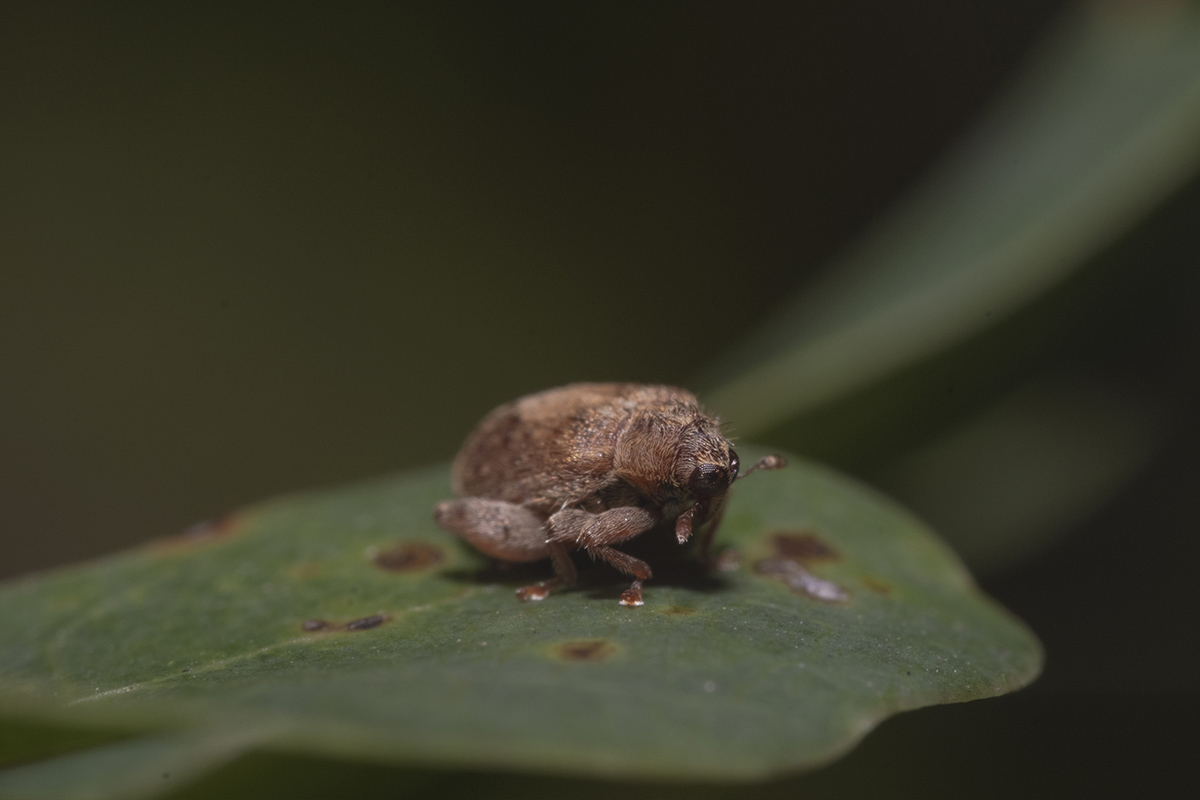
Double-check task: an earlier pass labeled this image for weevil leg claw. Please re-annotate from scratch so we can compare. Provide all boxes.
[517,582,553,601]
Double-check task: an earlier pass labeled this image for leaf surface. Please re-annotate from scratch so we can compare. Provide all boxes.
[0,451,1040,794]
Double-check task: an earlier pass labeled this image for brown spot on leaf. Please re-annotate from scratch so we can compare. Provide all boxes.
[754,558,849,604]
[662,605,697,616]
[861,576,891,595]
[288,562,324,581]
[769,531,840,563]
[302,614,390,633]
[552,639,617,662]
[148,514,243,554]
[373,542,445,573]
[344,613,389,631]
[714,548,741,573]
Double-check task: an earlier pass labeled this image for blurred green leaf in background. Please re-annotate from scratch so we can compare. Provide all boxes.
[702,1,1200,573]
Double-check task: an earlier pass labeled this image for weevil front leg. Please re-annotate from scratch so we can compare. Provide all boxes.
[433,498,576,601]
[695,495,728,566]
[696,453,788,565]
[548,506,658,606]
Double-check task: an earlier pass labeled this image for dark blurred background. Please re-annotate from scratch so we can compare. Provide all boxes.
[3,2,1197,797]
[0,1,1063,575]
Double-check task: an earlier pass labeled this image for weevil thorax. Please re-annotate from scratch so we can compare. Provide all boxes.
[611,402,737,507]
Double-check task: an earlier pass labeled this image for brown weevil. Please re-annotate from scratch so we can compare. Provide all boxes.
[433,383,786,606]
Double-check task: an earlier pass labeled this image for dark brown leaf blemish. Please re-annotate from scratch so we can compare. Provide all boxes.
[344,613,389,631]
[551,639,617,662]
[373,542,445,573]
[302,614,390,633]
[755,529,849,603]
[769,531,840,563]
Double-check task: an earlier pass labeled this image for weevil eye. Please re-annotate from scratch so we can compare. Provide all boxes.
[729,449,740,480]
[688,462,732,496]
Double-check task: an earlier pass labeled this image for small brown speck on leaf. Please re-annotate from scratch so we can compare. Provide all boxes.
[302,615,391,633]
[769,531,840,563]
[288,562,324,581]
[861,576,891,595]
[714,548,741,572]
[344,613,389,631]
[662,605,697,617]
[552,639,617,662]
[148,514,243,554]
[373,542,445,573]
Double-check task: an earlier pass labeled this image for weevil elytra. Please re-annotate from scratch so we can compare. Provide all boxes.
[433,383,785,606]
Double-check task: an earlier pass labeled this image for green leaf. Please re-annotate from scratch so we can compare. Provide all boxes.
[0,451,1040,796]
[870,376,1162,573]
[701,4,1200,434]
[0,729,260,800]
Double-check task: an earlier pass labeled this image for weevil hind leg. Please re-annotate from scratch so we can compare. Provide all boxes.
[433,498,549,563]
[434,498,582,602]
[517,542,579,601]
[547,541,578,584]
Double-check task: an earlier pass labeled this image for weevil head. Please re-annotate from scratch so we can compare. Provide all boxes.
[612,405,738,503]
[676,418,739,498]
